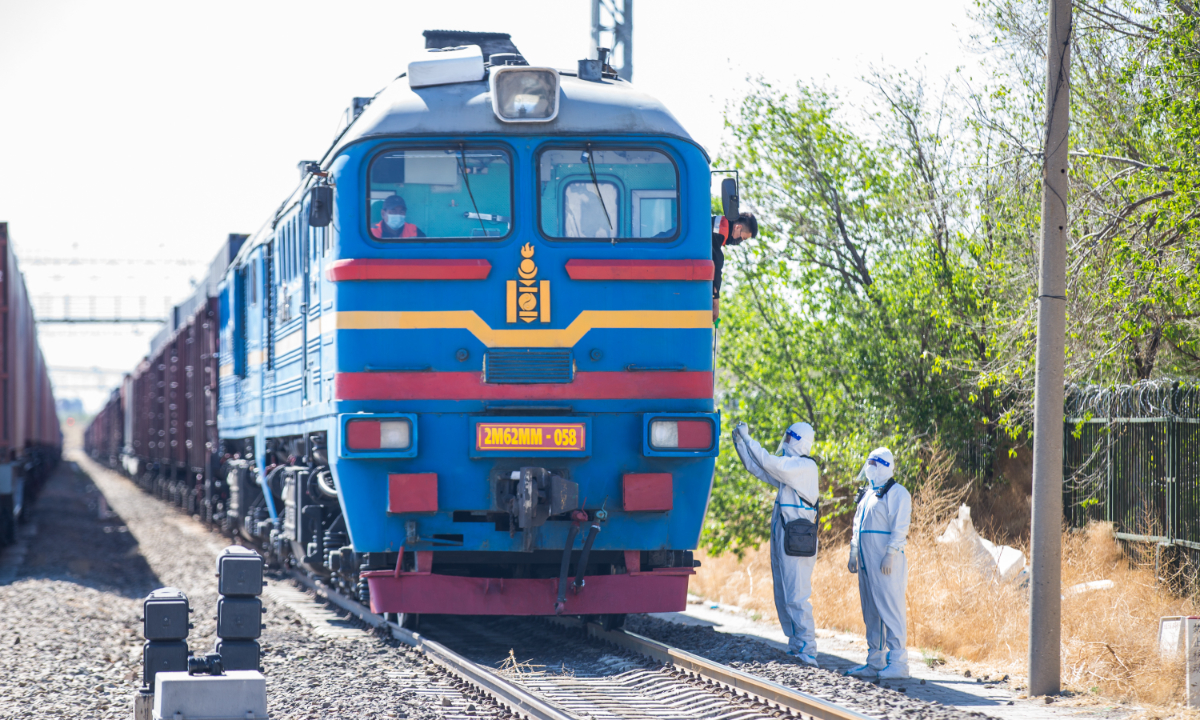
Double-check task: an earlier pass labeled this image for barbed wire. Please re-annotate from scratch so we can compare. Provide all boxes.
[1065,379,1200,419]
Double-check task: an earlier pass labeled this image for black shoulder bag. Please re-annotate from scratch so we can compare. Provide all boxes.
[783,455,820,557]
[783,500,820,557]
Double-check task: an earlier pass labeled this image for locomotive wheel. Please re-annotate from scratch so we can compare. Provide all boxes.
[600,613,626,631]
[384,612,419,630]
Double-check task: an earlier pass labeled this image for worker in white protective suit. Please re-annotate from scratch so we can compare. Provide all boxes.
[845,447,912,680]
[731,421,820,666]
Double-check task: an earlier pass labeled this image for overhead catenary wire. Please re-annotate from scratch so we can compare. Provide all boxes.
[20,257,207,267]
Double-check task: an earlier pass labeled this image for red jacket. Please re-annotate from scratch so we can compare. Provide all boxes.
[712,215,743,299]
[713,215,731,245]
[371,221,422,239]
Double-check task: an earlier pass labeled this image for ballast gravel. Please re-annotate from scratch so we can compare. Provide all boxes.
[626,614,1000,720]
[0,453,509,720]
[3,449,1011,720]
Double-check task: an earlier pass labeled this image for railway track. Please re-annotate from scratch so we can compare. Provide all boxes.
[290,570,876,720]
[45,451,986,720]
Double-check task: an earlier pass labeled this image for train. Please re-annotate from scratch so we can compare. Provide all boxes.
[86,30,733,628]
[0,223,63,546]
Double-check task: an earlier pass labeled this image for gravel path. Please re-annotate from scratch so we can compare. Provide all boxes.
[626,614,1000,720]
[0,459,151,718]
[0,454,511,720]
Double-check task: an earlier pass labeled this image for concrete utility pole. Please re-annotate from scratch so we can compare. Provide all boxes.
[589,0,633,81]
[1029,0,1072,698]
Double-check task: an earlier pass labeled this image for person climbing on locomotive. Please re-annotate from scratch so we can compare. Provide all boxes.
[711,212,757,322]
[371,195,426,239]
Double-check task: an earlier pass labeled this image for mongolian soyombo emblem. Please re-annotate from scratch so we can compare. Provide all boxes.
[506,243,549,323]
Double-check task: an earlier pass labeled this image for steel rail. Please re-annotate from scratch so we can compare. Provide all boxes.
[290,569,874,720]
[552,617,877,720]
[289,571,575,720]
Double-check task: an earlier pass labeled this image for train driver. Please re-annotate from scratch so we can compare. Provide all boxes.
[711,212,757,322]
[372,195,427,239]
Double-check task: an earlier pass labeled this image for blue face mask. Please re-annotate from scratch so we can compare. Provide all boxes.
[385,214,405,229]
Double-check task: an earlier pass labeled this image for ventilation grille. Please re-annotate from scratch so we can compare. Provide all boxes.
[485,349,573,384]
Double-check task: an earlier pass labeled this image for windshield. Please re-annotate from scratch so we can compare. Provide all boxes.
[539,147,678,240]
[368,147,512,241]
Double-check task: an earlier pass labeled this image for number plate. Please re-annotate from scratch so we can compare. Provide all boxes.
[475,422,586,452]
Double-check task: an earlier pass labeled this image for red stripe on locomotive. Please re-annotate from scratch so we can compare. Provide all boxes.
[333,370,714,401]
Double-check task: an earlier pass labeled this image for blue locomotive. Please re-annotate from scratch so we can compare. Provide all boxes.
[89,31,735,627]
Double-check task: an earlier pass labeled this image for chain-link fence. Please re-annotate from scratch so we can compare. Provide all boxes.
[1063,382,1200,551]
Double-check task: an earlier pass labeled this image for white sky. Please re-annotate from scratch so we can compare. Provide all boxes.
[0,0,982,412]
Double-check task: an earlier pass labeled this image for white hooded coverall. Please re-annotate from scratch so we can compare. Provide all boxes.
[850,448,912,676]
[732,423,819,663]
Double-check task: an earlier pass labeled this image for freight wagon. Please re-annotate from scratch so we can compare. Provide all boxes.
[1,222,63,545]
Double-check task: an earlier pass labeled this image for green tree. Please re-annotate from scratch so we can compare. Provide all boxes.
[704,0,1200,555]
[707,79,992,553]
[970,0,1200,438]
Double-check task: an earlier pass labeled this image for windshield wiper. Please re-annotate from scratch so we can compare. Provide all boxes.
[585,143,614,235]
[458,143,487,236]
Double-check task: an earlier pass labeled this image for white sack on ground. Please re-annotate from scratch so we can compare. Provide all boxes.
[1065,579,1114,596]
[936,505,1027,583]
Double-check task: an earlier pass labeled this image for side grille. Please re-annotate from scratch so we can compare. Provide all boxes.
[485,349,574,384]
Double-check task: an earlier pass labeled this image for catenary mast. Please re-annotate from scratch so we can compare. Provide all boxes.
[1029,0,1072,697]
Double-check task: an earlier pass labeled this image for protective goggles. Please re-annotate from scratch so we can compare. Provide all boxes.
[868,456,891,467]
[785,428,804,443]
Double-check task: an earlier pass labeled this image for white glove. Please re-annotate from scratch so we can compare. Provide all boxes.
[732,422,749,443]
[847,548,858,574]
[881,549,897,576]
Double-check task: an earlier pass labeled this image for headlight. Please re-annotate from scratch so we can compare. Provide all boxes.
[649,419,713,450]
[490,67,560,123]
[346,419,411,450]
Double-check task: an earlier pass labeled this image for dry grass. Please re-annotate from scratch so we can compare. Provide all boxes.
[692,450,1199,711]
[496,649,548,677]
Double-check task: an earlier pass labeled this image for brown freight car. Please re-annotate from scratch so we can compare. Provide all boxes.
[85,237,239,525]
[0,223,63,545]
[84,385,125,468]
